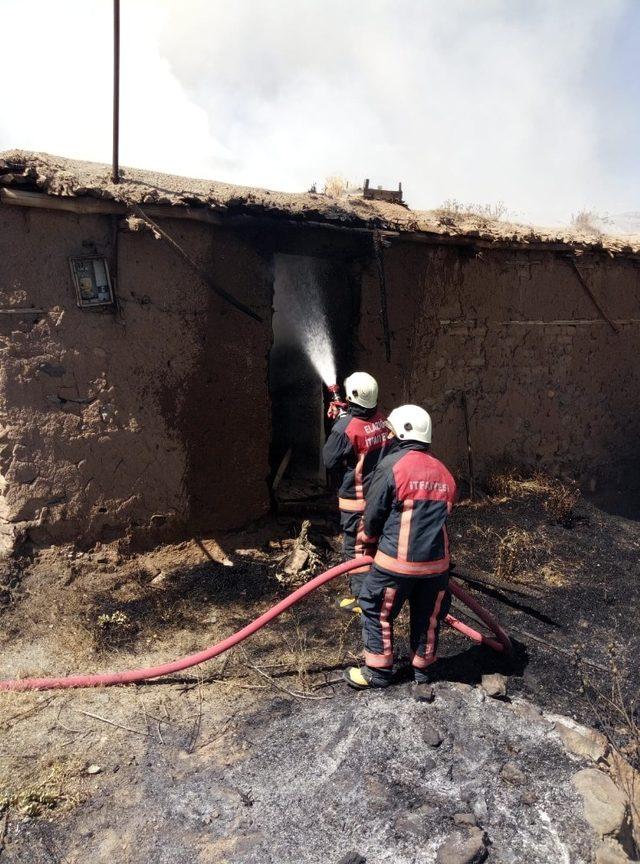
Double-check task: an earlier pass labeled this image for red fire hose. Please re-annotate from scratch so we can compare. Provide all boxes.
[0,558,511,692]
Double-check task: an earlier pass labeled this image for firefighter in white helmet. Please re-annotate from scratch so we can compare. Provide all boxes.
[323,372,392,611]
[344,404,457,692]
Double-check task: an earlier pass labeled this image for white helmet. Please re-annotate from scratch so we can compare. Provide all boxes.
[387,405,432,443]
[344,372,378,409]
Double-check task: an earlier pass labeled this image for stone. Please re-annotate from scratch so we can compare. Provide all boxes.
[471,796,488,824]
[572,768,628,839]
[595,839,632,864]
[86,764,102,775]
[412,682,435,703]
[395,803,438,837]
[337,854,366,864]
[606,751,640,850]
[555,718,608,762]
[421,756,437,773]
[11,463,38,484]
[453,812,477,827]
[510,699,549,726]
[151,572,167,587]
[365,781,388,815]
[452,682,474,694]
[481,673,508,698]
[422,723,444,747]
[436,827,488,864]
[38,362,66,377]
[501,762,526,785]
[521,790,538,806]
[460,783,479,803]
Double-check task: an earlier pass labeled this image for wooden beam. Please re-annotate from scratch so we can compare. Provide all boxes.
[0,187,124,215]
[564,256,620,334]
[0,187,223,225]
[1,186,638,259]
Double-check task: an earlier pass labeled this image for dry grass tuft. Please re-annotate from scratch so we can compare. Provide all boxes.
[495,527,539,583]
[0,765,80,818]
[323,175,350,198]
[484,463,527,498]
[570,210,611,236]
[283,616,314,693]
[483,466,581,528]
[538,563,569,588]
[436,198,508,226]
[541,478,581,527]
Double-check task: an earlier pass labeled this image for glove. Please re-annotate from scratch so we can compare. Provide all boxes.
[362,540,378,559]
[327,400,348,420]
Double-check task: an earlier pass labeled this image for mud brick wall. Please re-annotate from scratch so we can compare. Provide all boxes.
[0,207,272,555]
[357,243,640,489]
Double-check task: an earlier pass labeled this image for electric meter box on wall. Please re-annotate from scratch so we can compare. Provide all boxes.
[69,257,114,308]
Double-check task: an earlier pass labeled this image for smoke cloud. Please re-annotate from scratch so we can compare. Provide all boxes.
[1,0,637,225]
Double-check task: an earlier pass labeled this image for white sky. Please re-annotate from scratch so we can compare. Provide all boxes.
[1,0,638,225]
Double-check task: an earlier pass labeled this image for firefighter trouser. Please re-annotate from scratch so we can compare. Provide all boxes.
[340,508,371,597]
[358,567,451,683]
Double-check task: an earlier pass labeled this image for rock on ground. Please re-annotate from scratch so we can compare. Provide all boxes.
[481,673,508,698]
[572,768,634,855]
[595,839,635,864]
[551,715,609,762]
[436,826,488,864]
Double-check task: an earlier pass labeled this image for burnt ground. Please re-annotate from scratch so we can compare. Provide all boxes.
[0,479,638,862]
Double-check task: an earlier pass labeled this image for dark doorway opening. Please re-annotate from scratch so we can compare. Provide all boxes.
[269,253,359,510]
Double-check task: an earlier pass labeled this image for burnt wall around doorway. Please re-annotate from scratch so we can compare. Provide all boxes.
[0,205,272,555]
[357,242,640,490]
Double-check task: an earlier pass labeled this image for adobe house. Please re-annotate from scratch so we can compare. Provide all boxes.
[1,151,639,556]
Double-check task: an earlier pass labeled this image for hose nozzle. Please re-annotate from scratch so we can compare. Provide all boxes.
[326,383,347,419]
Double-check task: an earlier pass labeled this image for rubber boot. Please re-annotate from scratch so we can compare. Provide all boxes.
[343,666,392,690]
[336,596,362,614]
[411,667,436,702]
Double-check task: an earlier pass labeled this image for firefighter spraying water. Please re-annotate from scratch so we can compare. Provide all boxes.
[323,373,392,610]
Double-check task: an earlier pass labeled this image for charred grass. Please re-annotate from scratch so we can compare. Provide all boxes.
[86,559,284,654]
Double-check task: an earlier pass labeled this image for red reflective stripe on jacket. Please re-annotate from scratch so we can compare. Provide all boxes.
[397,499,414,560]
[364,651,394,669]
[374,550,450,577]
[339,497,366,512]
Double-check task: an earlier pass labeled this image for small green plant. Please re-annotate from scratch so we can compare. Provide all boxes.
[97,611,129,628]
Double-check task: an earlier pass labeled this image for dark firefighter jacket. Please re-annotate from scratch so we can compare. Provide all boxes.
[363,441,457,576]
[322,404,391,512]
